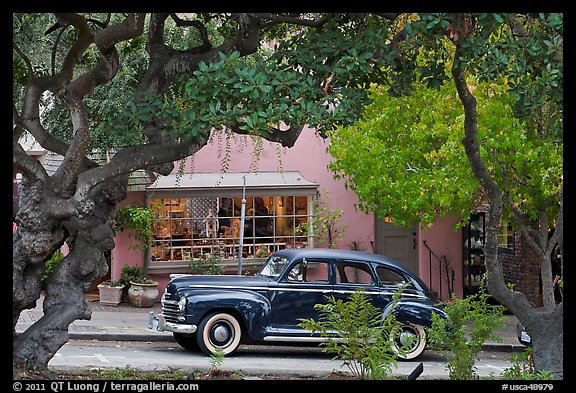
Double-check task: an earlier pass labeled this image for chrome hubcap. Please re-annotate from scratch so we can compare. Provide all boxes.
[212,324,230,344]
[399,330,415,346]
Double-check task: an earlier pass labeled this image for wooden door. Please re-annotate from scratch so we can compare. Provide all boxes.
[374,219,418,275]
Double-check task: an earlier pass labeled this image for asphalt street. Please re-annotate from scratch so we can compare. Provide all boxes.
[16,294,526,379]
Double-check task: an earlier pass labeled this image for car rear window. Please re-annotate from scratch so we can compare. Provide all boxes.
[335,260,375,285]
[375,266,406,285]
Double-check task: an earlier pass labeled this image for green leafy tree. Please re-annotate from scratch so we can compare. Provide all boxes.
[328,13,562,378]
[13,13,405,378]
[329,79,561,230]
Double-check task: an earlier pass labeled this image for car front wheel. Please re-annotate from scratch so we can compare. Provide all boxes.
[196,312,242,356]
[390,323,427,360]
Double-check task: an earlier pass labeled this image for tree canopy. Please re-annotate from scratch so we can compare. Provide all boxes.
[328,79,563,229]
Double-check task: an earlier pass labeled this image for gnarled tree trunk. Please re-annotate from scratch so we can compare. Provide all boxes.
[13,175,127,379]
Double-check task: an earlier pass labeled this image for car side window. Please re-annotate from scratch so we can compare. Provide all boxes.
[375,266,406,286]
[335,260,374,285]
[286,259,329,283]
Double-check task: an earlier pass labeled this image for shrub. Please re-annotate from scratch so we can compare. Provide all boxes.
[189,254,225,275]
[119,265,144,287]
[298,287,406,380]
[501,347,554,380]
[428,282,506,380]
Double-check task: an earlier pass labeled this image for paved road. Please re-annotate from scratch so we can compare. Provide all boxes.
[49,339,515,379]
[18,294,526,379]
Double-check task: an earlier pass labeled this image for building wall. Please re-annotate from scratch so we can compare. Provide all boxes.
[111,127,463,299]
[500,234,542,306]
[418,215,464,299]
[187,126,375,252]
[110,191,146,281]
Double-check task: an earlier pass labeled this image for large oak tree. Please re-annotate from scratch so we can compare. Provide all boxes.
[13,13,562,379]
[12,12,405,378]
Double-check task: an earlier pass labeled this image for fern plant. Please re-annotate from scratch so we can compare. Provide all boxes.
[298,287,406,380]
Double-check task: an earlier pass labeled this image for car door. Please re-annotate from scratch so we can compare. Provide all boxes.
[332,259,390,310]
[269,257,332,333]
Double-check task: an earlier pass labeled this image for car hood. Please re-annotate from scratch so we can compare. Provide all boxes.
[166,274,272,292]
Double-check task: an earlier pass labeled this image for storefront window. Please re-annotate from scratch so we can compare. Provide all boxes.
[149,195,311,263]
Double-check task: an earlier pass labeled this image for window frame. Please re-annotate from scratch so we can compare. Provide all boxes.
[497,219,515,255]
[146,188,317,272]
[333,260,377,287]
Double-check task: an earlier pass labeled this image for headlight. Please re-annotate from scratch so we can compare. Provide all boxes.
[177,296,187,322]
[178,296,187,313]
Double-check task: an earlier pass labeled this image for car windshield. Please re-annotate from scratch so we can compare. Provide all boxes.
[257,255,291,278]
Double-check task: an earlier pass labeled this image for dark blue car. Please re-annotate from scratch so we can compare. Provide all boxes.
[149,248,446,360]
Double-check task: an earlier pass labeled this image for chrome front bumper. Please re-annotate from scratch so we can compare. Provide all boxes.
[148,311,197,334]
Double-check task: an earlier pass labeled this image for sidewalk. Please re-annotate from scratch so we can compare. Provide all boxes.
[15,294,525,352]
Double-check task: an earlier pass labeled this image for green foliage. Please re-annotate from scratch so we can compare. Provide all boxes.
[55,367,191,380]
[42,250,64,281]
[188,254,225,275]
[296,194,346,248]
[328,79,562,228]
[119,264,156,287]
[209,348,226,372]
[298,287,405,380]
[114,205,153,250]
[100,280,123,287]
[428,282,507,380]
[501,347,554,380]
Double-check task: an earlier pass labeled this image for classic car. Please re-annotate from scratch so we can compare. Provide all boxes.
[148,248,447,360]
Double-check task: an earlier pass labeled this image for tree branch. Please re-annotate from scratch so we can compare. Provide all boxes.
[256,13,332,28]
[451,42,533,315]
[227,124,305,148]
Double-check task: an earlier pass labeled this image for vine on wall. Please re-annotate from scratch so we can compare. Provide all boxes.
[113,204,153,250]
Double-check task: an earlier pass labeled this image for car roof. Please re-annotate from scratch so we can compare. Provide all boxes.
[274,248,414,274]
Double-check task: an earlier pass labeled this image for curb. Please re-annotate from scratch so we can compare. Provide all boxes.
[63,330,526,352]
[67,332,175,342]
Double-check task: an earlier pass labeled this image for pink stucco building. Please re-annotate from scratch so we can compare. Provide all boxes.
[110,127,465,301]
[17,126,544,305]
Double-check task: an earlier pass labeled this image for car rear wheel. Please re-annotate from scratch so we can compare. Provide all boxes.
[390,323,427,360]
[196,312,242,356]
[173,333,199,351]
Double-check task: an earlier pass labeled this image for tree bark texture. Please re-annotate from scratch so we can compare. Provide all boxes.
[451,44,562,379]
[12,13,319,378]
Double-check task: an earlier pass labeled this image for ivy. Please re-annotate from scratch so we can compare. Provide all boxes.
[113,205,153,250]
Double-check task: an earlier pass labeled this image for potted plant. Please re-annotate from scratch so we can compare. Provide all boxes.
[120,265,159,308]
[97,280,125,307]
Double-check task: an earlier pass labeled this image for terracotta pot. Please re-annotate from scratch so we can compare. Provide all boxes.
[128,281,159,308]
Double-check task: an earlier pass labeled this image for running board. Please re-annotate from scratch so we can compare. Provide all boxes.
[263,336,343,343]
